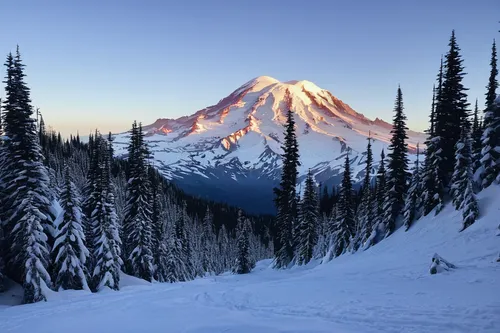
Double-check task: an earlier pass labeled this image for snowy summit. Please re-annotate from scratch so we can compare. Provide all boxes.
[113,76,426,213]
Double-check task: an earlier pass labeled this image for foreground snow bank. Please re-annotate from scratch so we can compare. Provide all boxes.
[1,187,499,332]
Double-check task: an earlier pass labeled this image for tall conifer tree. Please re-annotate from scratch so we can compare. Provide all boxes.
[150,170,168,282]
[451,128,473,210]
[422,60,445,215]
[333,153,355,257]
[174,203,194,280]
[375,150,386,220]
[91,136,122,291]
[201,206,215,274]
[471,99,483,173]
[52,166,89,291]
[82,130,100,277]
[383,86,409,236]
[296,170,319,265]
[403,145,422,231]
[273,110,300,269]
[122,122,154,281]
[355,136,374,249]
[480,39,499,188]
[434,31,470,187]
[234,211,253,274]
[1,48,54,303]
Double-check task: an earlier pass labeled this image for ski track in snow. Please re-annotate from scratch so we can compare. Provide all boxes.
[1,187,500,333]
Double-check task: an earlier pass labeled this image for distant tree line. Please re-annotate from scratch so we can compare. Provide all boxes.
[0,47,272,303]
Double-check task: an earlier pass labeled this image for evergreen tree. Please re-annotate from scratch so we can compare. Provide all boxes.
[122,122,154,281]
[422,61,445,215]
[0,48,54,303]
[165,224,185,283]
[461,178,479,231]
[216,224,230,274]
[174,203,194,280]
[333,154,355,257]
[314,213,330,259]
[480,40,499,188]
[81,131,100,276]
[471,99,483,173]
[451,128,473,210]
[485,40,498,111]
[52,166,89,291]
[319,184,331,214]
[150,171,168,282]
[201,206,215,274]
[383,86,409,236]
[234,211,253,274]
[273,110,300,269]
[375,150,386,219]
[91,136,122,291]
[355,136,374,249]
[429,85,436,136]
[403,144,422,231]
[434,31,470,187]
[296,170,319,265]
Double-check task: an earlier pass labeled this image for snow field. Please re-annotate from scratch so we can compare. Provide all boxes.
[1,186,499,332]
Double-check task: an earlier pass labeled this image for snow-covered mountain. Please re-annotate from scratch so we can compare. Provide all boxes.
[114,76,426,213]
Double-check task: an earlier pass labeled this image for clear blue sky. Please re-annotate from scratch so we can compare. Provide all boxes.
[0,0,498,136]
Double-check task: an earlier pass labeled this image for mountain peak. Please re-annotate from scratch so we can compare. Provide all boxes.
[243,76,280,92]
[114,76,426,213]
[138,76,425,153]
[246,76,323,91]
[250,75,280,85]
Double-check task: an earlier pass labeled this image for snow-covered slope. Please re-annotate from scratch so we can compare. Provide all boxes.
[2,186,498,332]
[113,76,426,213]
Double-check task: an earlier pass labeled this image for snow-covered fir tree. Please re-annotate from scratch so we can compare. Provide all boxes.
[361,149,387,249]
[216,224,232,275]
[451,128,473,210]
[332,153,355,257]
[375,149,387,223]
[91,136,123,291]
[471,99,483,173]
[122,121,154,281]
[81,131,100,277]
[174,203,194,280]
[52,166,89,291]
[234,211,254,274]
[434,31,470,189]
[165,222,186,283]
[296,170,319,265]
[422,61,445,215]
[314,212,332,259]
[0,48,54,303]
[201,206,215,274]
[461,179,479,231]
[402,144,422,231]
[383,86,409,237]
[150,170,169,282]
[480,40,499,188]
[355,135,374,249]
[273,110,300,269]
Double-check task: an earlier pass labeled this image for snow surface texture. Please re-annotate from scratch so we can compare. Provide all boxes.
[1,187,499,332]
[113,76,426,187]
